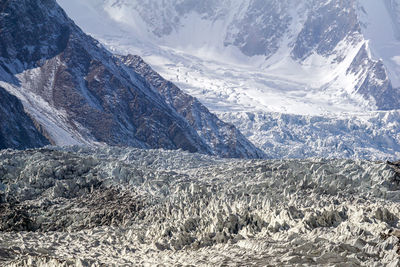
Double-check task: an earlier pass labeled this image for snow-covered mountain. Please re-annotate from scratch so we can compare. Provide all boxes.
[57,0,400,159]
[57,0,400,111]
[0,0,263,158]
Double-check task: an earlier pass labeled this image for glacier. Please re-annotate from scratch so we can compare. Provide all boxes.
[57,0,400,160]
[0,147,400,266]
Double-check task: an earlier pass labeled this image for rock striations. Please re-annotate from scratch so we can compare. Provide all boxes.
[0,87,49,150]
[0,0,262,158]
[119,55,265,159]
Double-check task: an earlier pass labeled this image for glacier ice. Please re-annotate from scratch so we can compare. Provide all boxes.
[219,110,400,160]
[0,146,399,266]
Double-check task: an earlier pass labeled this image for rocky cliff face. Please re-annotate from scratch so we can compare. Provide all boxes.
[119,55,265,159]
[0,0,262,158]
[0,87,49,149]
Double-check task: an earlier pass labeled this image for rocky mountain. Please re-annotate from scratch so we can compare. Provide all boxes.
[57,0,400,160]
[119,55,264,159]
[0,0,263,158]
[0,86,49,149]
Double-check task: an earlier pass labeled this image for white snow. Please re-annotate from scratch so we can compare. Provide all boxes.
[57,0,379,116]
[56,0,400,160]
[358,0,400,87]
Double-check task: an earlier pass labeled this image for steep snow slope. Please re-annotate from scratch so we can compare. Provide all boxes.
[1,147,400,266]
[0,87,49,149]
[358,0,400,88]
[58,0,400,112]
[57,0,400,160]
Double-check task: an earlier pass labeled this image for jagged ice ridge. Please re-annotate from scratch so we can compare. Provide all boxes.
[0,147,400,266]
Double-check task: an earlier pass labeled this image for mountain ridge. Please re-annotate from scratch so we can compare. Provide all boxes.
[0,0,263,158]
[58,0,400,111]
[119,54,265,159]
[56,0,400,160]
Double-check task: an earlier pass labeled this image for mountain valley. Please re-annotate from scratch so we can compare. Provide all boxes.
[1,1,400,266]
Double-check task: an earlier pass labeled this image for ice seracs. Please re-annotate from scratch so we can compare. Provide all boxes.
[1,146,400,266]
[57,0,400,160]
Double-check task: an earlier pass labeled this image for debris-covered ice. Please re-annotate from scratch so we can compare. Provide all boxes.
[0,146,399,266]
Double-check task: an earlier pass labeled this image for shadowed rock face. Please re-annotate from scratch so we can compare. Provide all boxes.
[0,0,263,157]
[0,87,49,149]
[292,0,360,60]
[0,0,210,153]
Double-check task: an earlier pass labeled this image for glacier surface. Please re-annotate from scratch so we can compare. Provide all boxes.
[1,147,400,266]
